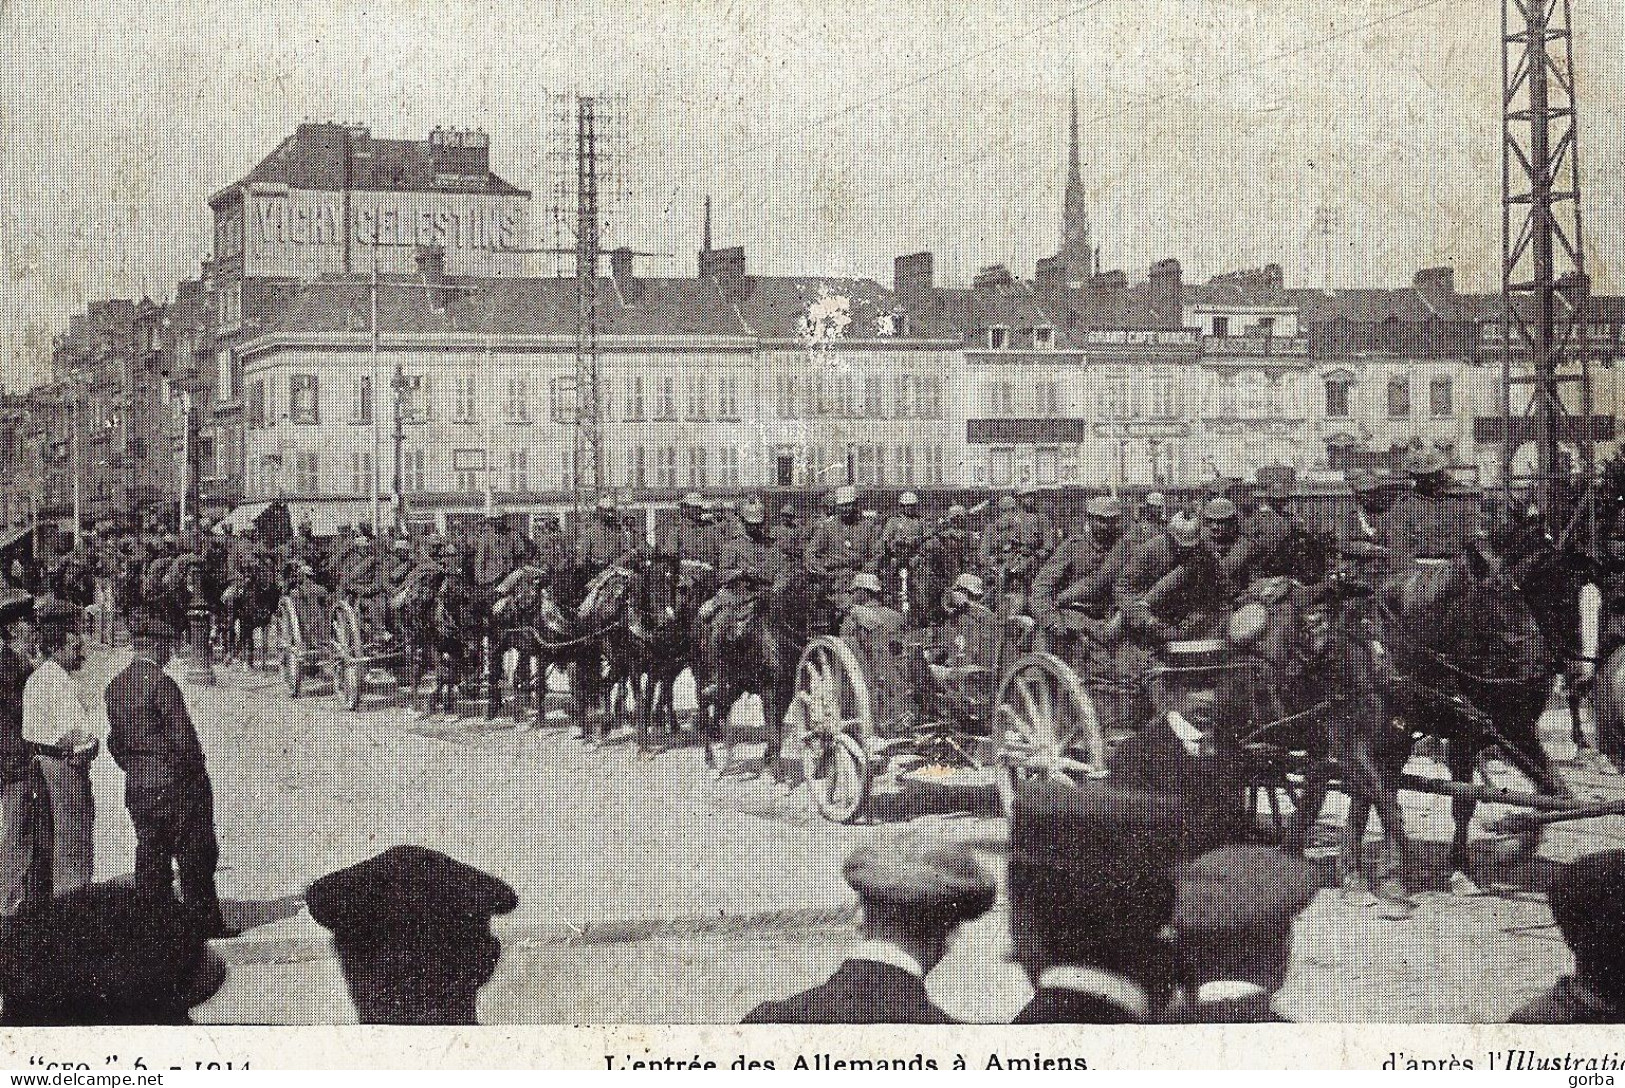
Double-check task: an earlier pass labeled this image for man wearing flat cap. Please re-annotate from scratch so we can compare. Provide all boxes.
[1509,850,1625,1023]
[1008,779,1182,1023]
[1032,495,1134,728]
[105,612,232,937]
[1165,846,1316,1022]
[307,845,518,1024]
[743,833,995,1023]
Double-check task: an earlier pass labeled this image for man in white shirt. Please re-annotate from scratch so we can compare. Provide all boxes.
[22,617,99,896]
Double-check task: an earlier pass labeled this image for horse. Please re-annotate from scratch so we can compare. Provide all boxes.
[610,553,698,753]
[222,553,281,668]
[389,558,448,713]
[571,562,637,744]
[699,573,812,783]
[1344,543,1566,907]
[505,564,620,739]
[1504,532,1605,763]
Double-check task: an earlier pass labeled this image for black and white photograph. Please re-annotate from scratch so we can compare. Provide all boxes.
[1,0,1624,1064]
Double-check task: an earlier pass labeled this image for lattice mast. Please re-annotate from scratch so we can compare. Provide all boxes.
[545,93,629,505]
[1501,0,1595,537]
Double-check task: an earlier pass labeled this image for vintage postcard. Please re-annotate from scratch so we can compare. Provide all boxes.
[0,0,1622,1073]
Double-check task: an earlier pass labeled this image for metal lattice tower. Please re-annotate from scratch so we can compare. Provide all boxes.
[1501,0,1595,535]
[544,93,630,503]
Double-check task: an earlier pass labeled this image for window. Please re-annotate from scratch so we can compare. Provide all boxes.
[1256,315,1276,336]
[1146,372,1176,418]
[896,374,916,419]
[657,446,678,488]
[1212,316,1230,338]
[989,447,1015,486]
[289,374,319,424]
[656,376,677,421]
[628,445,647,489]
[686,446,708,487]
[686,376,708,421]
[1033,326,1055,349]
[504,376,530,423]
[353,376,373,424]
[988,326,1010,350]
[862,374,884,418]
[507,448,528,492]
[350,450,373,495]
[1037,380,1061,416]
[894,444,915,484]
[1430,375,1453,417]
[719,445,741,486]
[221,282,242,328]
[247,380,265,429]
[1101,371,1135,420]
[625,375,645,421]
[920,375,944,419]
[549,377,577,424]
[775,375,800,419]
[1324,372,1352,418]
[716,374,740,420]
[1035,446,1059,485]
[452,449,486,493]
[294,450,320,493]
[856,444,878,485]
[453,376,478,423]
[402,448,426,493]
[1387,376,1411,419]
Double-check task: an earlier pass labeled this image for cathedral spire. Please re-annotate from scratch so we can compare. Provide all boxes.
[1062,77,1093,286]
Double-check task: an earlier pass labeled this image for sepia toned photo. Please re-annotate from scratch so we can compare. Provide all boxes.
[0,0,1623,1065]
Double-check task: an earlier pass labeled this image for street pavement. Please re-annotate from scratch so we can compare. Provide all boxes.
[57,643,1625,1023]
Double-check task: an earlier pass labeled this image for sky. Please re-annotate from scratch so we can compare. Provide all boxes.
[1,0,1621,389]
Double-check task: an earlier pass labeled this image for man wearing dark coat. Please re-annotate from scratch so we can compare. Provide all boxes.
[1508,850,1625,1023]
[1007,779,1181,1023]
[105,613,233,938]
[1163,845,1317,1023]
[742,833,995,1024]
[1032,494,1134,728]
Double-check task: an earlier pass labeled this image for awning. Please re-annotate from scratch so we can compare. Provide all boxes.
[218,502,269,532]
[223,500,380,537]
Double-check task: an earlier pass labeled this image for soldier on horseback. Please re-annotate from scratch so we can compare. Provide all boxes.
[661,492,724,603]
[978,485,1056,613]
[803,485,879,634]
[1032,495,1134,729]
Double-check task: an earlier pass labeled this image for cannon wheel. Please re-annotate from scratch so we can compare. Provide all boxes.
[794,635,874,823]
[330,600,364,712]
[276,598,304,698]
[994,652,1106,819]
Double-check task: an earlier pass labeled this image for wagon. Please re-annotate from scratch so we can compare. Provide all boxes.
[273,595,330,698]
[326,596,408,711]
[790,623,1108,823]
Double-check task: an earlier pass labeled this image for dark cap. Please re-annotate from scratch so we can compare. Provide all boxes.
[306,846,518,941]
[842,833,996,924]
[0,593,33,629]
[1008,780,1182,963]
[1173,846,1316,935]
[1548,850,1625,971]
[33,599,81,629]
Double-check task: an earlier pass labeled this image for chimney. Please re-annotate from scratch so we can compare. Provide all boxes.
[1034,255,1066,305]
[414,244,453,308]
[610,246,642,303]
[699,245,749,302]
[893,252,934,301]
[1412,266,1456,310]
[1148,258,1183,325]
[1264,262,1284,292]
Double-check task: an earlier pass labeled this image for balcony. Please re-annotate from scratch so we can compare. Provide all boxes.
[1203,334,1309,357]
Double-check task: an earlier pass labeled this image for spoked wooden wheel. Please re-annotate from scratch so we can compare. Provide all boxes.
[994,652,1107,818]
[276,599,304,697]
[794,636,875,823]
[330,601,364,712]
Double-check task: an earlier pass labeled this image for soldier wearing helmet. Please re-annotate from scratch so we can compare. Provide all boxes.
[1032,494,1135,728]
[881,492,925,614]
[803,485,880,631]
[701,497,783,666]
[978,486,1057,610]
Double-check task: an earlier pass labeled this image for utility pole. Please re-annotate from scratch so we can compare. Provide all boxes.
[369,224,383,535]
[1501,0,1594,538]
